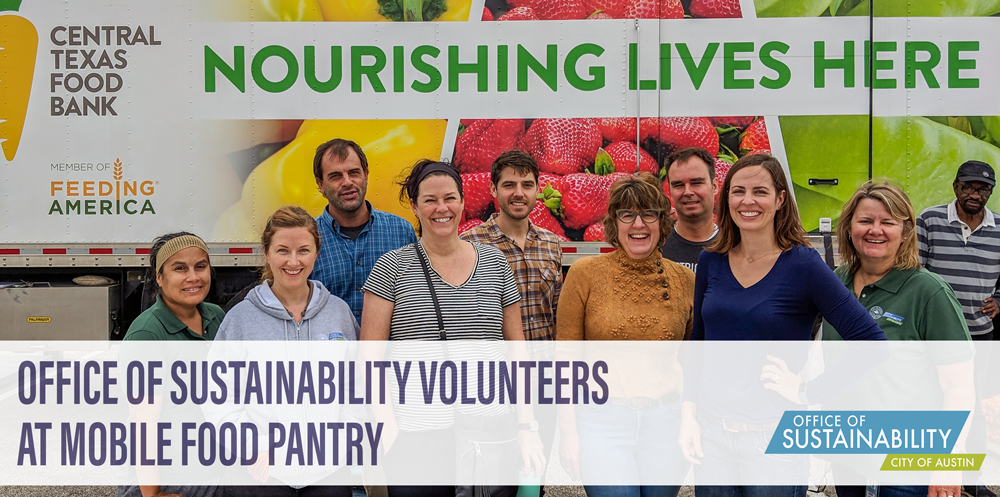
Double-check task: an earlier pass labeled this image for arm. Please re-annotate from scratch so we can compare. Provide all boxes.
[502,303,547,476]
[916,214,929,266]
[927,359,975,497]
[358,292,399,452]
[130,398,182,497]
[554,263,588,479]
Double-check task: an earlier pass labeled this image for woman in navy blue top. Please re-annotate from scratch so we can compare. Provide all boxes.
[678,154,886,497]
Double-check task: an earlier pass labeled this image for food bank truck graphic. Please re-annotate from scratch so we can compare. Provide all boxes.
[2,0,1000,338]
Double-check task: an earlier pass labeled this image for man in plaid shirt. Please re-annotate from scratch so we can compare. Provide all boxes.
[461,150,563,473]
[312,138,417,324]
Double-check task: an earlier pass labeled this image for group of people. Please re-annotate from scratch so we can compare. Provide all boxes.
[120,134,1000,497]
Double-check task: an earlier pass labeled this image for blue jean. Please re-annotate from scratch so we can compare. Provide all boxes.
[576,400,687,497]
[833,463,926,497]
[692,413,808,497]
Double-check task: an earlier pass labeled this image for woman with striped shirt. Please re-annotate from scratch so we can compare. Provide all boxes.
[360,160,546,497]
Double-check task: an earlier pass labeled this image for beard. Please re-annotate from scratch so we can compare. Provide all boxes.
[499,199,532,221]
[960,199,984,216]
[323,186,366,213]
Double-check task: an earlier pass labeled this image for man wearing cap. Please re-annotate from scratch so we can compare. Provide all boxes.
[311,138,417,324]
[917,160,1000,497]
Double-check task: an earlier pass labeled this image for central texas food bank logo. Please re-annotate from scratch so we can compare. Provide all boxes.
[48,158,158,216]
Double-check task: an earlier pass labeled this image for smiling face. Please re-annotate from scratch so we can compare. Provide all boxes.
[411,174,464,239]
[492,168,538,221]
[616,211,661,260]
[728,165,785,236]
[850,197,904,265]
[156,247,211,311]
[954,181,992,216]
[316,148,368,216]
[264,227,318,294]
[667,157,716,224]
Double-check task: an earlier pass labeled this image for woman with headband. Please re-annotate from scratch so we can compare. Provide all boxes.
[360,160,546,497]
[121,231,222,497]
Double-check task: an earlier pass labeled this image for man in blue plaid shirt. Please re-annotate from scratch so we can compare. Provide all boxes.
[311,138,417,323]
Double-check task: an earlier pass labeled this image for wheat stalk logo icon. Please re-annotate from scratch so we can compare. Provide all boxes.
[113,158,123,180]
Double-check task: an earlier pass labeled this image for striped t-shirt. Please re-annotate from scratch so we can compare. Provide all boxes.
[916,202,1000,336]
[362,241,521,431]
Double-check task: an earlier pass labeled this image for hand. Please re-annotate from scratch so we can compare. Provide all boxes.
[678,402,703,465]
[516,430,547,478]
[927,485,962,497]
[558,428,582,481]
[761,355,804,405]
[929,469,961,497]
[248,450,271,483]
[982,297,999,319]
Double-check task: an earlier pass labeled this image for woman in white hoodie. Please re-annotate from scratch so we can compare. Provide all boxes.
[213,206,359,497]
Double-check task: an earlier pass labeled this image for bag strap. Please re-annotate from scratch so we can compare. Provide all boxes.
[416,243,447,340]
[822,232,835,270]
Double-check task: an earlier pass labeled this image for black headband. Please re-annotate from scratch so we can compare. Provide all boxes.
[410,162,463,200]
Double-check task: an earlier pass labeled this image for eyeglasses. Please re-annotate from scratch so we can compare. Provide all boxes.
[959,183,993,197]
[616,209,662,224]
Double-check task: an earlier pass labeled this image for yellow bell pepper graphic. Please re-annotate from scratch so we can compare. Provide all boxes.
[251,0,326,21]
[213,119,446,241]
[0,0,37,161]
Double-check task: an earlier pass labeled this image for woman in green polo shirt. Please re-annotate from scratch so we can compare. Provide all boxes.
[120,231,223,497]
[824,181,974,497]
[124,231,225,342]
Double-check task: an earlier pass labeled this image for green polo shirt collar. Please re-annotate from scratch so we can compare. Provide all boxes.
[148,295,219,340]
[837,266,914,295]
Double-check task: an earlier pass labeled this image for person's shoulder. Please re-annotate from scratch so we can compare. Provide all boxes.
[664,258,695,284]
[123,308,166,341]
[532,225,564,244]
[201,302,226,321]
[908,267,954,291]
[472,242,508,263]
[373,209,416,230]
[461,223,495,243]
[917,204,949,219]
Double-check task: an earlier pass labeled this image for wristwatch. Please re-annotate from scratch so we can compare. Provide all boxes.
[517,420,539,432]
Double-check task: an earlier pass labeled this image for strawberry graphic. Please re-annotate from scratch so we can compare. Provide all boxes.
[583,222,606,242]
[508,0,586,19]
[539,173,563,192]
[638,117,660,142]
[454,119,526,174]
[498,6,540,19]
[597,117,638,143]
[689,0,741,17]
[482,6,495,20]
[709,116,756,130]
[529,199,568,239]
[650,117,720,156]
[714,157,733,185]
[624,0,684,18]
[745,148,772,157]
[583,0,629,17]
[459,218,484,233]
[524,118,602,176]
[740,119,770,155]
[603,142,659,174]
[461,172,494,219]
[551,158,630,229]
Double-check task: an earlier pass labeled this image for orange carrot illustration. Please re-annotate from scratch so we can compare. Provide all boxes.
[0,0,37,161]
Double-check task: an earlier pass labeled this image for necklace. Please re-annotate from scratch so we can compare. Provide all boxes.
[743,248,781,264]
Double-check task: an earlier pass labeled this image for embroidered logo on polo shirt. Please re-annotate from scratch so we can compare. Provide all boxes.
[883,312,905,325]
[869,306,884,319]
[329,332,345,341]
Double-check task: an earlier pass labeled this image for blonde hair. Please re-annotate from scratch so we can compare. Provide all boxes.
[837,180,920,274]
[261,206,321,283]
[602,173,673,248]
